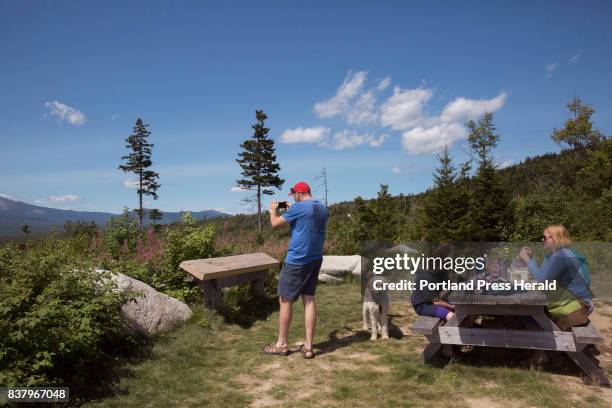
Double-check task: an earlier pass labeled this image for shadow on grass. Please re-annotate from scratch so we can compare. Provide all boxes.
[387,314,404,340]
[218,293,279,328]
[67,333,156,405]
[428,345,603,382]
[316,327,370,356]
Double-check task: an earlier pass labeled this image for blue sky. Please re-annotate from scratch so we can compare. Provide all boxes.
[1,1,611,214]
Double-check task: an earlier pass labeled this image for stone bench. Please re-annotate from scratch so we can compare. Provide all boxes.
[180,253,279,309]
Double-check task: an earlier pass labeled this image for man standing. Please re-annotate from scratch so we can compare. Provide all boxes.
[263,181,328,359]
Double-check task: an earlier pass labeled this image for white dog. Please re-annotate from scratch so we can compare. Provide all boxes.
[362,277,389,340]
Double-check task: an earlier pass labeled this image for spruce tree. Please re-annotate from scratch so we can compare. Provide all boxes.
[236,110,284,241]
[420,146,472,241]
[119,118,161,227]
[148,208,163,226]
[466,112,509,241]
[370,184,399,242]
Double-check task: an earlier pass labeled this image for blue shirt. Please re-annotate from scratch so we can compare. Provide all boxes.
[282,200,328,265]
[527,247,592,302]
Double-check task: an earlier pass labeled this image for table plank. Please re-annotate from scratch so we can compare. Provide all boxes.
[180,253,279,280]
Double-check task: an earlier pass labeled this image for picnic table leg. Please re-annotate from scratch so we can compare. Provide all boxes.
[531,310,610,386]
[249,272,266,297]
[565,351,610,386]
[419,314,468,363]
[421,340,442,363]
[201,280,223,310]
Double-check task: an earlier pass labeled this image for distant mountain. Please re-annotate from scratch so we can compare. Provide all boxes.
[0,197,229,237]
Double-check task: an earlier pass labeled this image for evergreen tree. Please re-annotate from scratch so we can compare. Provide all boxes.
[466,112,509,241]
[236,110,284,241]
[552,97,605,151]
[119,118,161,227]
[148,208,163,226]
[21,224,31,235]
[420,146,472,241]
[370,185,399,242]
[352,185,406,244]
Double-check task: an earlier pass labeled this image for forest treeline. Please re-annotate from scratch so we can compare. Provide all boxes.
[210,97,611,252]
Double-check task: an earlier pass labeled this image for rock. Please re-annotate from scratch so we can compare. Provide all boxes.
[318,273,343,283]
[320,255,362,277]
[97,270,192,336]
[386,244,418,255]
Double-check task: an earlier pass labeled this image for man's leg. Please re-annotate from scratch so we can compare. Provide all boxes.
[302,295,316,350]
[276,296,293,349]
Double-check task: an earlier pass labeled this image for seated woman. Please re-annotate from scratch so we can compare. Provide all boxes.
[519,224,593,331]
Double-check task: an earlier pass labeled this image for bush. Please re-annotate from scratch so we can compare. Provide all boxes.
[108,218,222,303]
[101,209,140,259]
[165,223,218,270]
[0,240,128,387]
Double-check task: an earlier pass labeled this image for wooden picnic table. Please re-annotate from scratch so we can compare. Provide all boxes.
[412,291,609,386]
[180,253,279,310]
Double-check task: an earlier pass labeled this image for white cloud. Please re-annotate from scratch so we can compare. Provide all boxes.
[440,92,507,123]
[328,131,387,150]
[44,100,86,125]
[314,71,381,125]
[569,50,582,63]
[279,127,330,144]
[123,179,139,189]
[391,166,401,174]
[378,77,391,91]
[314,71,367,118]
[0,193,14,199]
[401,123,466,155]
[346,90,377,125]
[286,69,508,155]
[499,160,514,169]
[545,63,557,78]
[380,87,433,130]
[48,194,81,202]
[230,186,248,193]
[33,195,83,207]
[110,113,119,120]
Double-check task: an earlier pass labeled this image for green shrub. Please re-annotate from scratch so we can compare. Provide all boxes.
[101,209,140,258]
[109,221,222,303]
[165,223,218,269]
[0,240,128,387]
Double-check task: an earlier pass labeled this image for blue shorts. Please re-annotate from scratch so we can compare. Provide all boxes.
[278,258,323,301]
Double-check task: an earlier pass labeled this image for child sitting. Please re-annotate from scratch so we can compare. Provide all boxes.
[411,268,455,322]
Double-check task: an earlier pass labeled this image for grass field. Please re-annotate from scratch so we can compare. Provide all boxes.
[85,280,612,407]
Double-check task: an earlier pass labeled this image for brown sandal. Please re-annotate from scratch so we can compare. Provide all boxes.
[300,344,315,359]
[262,343,289,356]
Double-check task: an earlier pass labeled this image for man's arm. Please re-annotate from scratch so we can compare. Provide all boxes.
[269,201,289,229]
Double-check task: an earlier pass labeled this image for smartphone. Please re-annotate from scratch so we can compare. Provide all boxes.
[278,201,288,209]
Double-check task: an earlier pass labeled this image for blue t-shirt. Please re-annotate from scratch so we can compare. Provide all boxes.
[527,247,593,302]
[282,200,328,265]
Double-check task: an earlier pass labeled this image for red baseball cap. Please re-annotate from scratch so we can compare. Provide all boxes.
[289,181,311,195]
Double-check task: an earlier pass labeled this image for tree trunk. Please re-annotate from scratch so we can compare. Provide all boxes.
[257,184,262,241]
[139,170,143,227]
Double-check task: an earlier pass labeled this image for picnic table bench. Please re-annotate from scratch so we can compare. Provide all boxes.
[180,253,279,310]
[412,291,609,386]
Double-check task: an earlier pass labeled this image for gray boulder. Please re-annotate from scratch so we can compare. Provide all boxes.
[97,270,192,336]
[318,273,344,283]
[318,255,362,282]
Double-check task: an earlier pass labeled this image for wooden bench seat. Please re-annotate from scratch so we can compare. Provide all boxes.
[572,322,604,345]
[411,316,441,336]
